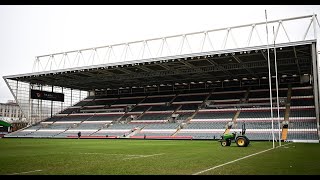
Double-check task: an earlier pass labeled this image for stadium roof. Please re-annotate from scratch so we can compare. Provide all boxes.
[3,39,315,91]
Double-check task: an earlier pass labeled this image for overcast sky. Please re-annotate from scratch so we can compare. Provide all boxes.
[0,5,319,103]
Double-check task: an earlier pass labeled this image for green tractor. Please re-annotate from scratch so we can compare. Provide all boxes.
[218,123,250,147]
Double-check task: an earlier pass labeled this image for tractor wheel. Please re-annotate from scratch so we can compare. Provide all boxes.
[226,139,231,146]
[236,136,248,147]
[221,141,227,147]
[244,136,250,145]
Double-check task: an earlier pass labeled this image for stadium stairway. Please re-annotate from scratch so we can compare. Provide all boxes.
[126,126,145,137]
[224,87,250,134]
[224,111,240,134]
[89,129,101,136]
[171,124,183,137]
[53,126,71,137]
[83,115,95,122]
[175,104,182,112]
[181,91,213,123]
[223,126,230,134]
[127,95,149,117]
[137,95,149,104]
[168,93,179,105]
[136,106,153,120]
[281,85,292,141]
[169,105,182,123]
[199,89,214,108]
[115,113,126,123]
[115,114,125,123]
[89,123,109,136]
[184,107,200,123]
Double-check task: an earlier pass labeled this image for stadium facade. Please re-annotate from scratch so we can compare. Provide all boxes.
[3,14,320,142]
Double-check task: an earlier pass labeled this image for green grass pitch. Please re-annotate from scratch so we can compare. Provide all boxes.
[0,138,319,175]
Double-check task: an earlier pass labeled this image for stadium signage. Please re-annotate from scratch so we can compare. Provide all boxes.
[30,89,64,102]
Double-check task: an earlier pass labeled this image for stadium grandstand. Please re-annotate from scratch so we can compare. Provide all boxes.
[2,14,320,143]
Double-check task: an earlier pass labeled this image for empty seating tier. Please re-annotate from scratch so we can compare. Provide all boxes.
[6,85,318,141]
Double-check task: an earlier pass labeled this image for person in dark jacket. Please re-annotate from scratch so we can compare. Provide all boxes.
[77,131,81,139]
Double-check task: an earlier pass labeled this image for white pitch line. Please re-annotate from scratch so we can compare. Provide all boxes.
[81,153,104,155]
[7,169,42,175]
[192,143,292,175]
[123,153,165,160]
[80,153,155,156]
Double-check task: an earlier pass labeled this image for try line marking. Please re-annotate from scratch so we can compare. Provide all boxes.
[123,153,165,160]
[79,152,165,160]
[7,169,42,175]
[192,143,292,175]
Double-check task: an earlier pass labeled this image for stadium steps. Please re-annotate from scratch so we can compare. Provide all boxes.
[223,111,240,134]
[118,105,139,122]
[284,85,292,121]
[168,93,179,105]
[181,91,212,123]
[169,105,182,123]
[171,128,181,137]
[53,127,71,137]
[200,89,214,108]
[126,126,145,137]
[57,114,72,122]
[89,129,101,136]
[88,122,110,136]
[125,115,134,123]
[232,111,241,123]
[136,106,152,120]
[110,97,121,106]
[223,128,230,134]
[115,112,127,123]
[84,114,95,122]
[58,97,90,115]
[281,85,292,141]
[184,106,201,123]
[243,87,251,103]
[77,99,94,112]
[24,131,37,137]
[89,131,99,136]
[137,95,148,104]
[127,95,148,115]
[174,105,182,112]
[224,87,249,134]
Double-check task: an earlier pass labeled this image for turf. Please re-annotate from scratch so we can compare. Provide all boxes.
[0,138,319,175]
